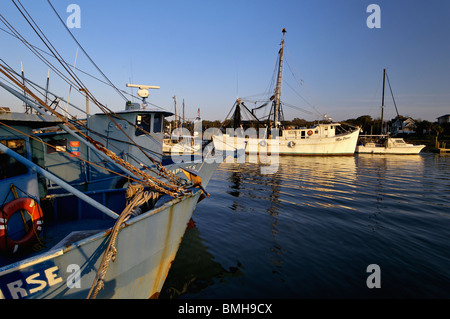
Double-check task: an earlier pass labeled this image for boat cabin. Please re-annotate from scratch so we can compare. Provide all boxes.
[387,138,408,148]
[0,112,63,202]
[282,123,340,140]
[36,102,173,191]
[87,101,173,162]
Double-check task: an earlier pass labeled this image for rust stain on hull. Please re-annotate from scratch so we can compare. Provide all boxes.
[149,292,160,299]
[151,204,174,295]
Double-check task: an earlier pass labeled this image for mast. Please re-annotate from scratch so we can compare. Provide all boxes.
[173,95,178,129]
[273,28,286,128]
[21,61,30,114]
[79,88,90,115]
[182,98,185,128]
[381,68,386,135]
[45,69,50,105]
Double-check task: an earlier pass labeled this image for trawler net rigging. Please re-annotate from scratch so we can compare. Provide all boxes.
[0,64,188,198]
[1,2,191,197]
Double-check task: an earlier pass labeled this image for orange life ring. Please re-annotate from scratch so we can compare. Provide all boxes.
[307,130,313,136]
[0,197,43,254]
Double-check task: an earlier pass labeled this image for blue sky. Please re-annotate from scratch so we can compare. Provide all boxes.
[1,0,449,122]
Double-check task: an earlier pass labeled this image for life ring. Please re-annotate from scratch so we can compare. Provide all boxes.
[0,197,43,254]
[288,141,296,148]
[307,130,313,136]
[259,140,267,147]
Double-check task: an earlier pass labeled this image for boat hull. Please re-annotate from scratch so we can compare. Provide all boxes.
[213,129,360,156]
[355,145,425,154]
[355,137,425,155]
[0,190,202,299]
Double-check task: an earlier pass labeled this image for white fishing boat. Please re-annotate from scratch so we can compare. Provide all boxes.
[163,136,201,154]
[163,108,204,156]
[356,69,425,155]
[213,29,360,156]
[213,118,360,156]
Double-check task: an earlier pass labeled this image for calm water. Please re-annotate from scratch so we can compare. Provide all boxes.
[160,153,450,299]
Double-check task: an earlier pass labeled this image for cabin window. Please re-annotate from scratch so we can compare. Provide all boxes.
[153,114,162,133]
[0,139,28,180]
[136,114,151,136]
[46,139,67,154]
[301,131,306,139]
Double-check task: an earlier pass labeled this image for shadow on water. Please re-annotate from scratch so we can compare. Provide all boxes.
[159,222,243,299]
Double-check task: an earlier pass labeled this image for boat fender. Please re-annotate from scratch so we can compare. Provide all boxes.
[0,197,43,254]
[259,140,267,147]
[307,130,313,136]
[288,141,296,148]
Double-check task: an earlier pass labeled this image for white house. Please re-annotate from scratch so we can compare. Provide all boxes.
[390,117,417,135]
[437,114,450,125]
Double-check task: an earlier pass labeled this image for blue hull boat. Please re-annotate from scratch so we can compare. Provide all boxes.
[0,105,216,299]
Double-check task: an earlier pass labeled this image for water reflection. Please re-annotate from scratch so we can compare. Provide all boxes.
[160,223,243,299]
[163,155,361,297]
[225,160,285,277]
[162,153,450,298]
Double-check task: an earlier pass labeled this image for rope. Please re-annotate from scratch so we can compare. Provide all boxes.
[87,184,160,299]
[45,0,127,102]
[10,184,29,233]
[0,66,186,197]
[0,121,138,185]
[87,136,187,197]
[3,4,169,174]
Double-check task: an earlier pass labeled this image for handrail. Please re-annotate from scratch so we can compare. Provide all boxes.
[0,142,119,219]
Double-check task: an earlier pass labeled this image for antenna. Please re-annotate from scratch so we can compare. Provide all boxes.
[172,95,178,128]
[66,47,79,117]
[21,61,30,114]
[126,83,160,107]
[45,69,50,105]
[126,84,160,96]
[236,57,239,99]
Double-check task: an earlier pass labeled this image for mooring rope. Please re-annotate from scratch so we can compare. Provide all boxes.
[87,184,160,299]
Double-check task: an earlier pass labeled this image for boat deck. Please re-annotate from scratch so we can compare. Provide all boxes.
[0,185,178,269]
[0,218,115,267]
[0,189,123,267]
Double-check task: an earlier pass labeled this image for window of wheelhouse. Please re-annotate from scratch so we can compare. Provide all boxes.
[153,114,162,133]
[135,114,151,136]
[0,139,28,180]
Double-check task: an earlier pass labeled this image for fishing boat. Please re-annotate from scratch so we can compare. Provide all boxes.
[0,8,221,295]
[35,97,218,193]
[0,0,222,299]
[355,69,425,155]
[163,108,204,156]
[213,29,361,156]
[0,67,218,299]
